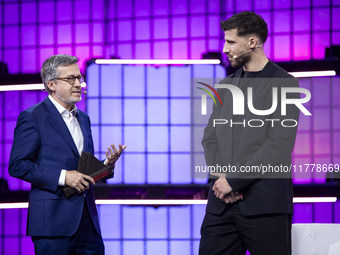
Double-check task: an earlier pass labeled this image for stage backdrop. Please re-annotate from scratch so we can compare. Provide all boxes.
[0,0,339,73]
[1,0,340,254]
[1,62,340,255]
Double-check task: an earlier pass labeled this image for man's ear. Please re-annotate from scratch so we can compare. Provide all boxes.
[248,36,257,49]
[46,80,55,93]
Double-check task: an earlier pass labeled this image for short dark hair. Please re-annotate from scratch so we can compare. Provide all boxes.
[41,54,79,94]
[220,11,268,44]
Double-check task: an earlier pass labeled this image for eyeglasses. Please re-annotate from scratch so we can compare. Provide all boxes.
[51,75,85,85]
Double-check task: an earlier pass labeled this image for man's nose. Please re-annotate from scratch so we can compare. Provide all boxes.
[74,78,82,86]
[223,43,230,54]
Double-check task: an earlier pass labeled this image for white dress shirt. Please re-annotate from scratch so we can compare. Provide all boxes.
[48,95,84,186]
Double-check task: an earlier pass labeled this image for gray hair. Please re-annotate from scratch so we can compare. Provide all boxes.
[41,54,79,94]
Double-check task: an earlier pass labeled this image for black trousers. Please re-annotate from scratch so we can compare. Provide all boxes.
[32,201,104,255]
[199,203,292,255]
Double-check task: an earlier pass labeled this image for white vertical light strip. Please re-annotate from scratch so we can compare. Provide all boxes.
[201,94,207,115]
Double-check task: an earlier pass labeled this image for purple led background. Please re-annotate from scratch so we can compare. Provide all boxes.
[1,0,339,73]
[1,203,340,255]
[1,0,340,254]
[1,72,339,255]
[85,63,227,186]
[292,77,340,184]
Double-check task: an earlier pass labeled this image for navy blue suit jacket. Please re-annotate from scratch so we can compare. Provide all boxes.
[9,96,101,237]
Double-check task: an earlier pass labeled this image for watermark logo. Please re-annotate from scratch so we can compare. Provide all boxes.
[196,82,222,115]
[197,81,312,128]
[214,84,311,116]
[198,83,311,116]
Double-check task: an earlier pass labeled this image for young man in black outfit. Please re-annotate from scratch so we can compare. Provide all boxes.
[199,11,300,255]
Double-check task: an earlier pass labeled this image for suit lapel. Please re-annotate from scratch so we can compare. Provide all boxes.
[216,74,241,166]
[225,69,243,165]
[43,97,80,157]
[222,88,234,165]
[77,112,88,153]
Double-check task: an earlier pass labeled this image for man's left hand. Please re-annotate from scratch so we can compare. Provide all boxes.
[105,143,127,166]
[212,177,233,200]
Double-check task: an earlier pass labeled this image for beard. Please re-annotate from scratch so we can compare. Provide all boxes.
[229,52,251,68]
[56,91,82,106]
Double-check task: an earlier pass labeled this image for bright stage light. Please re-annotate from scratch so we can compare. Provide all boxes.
[95,59,221,65]
[0,202,29,209]
[293,197,337,203]
[0,82,87,92]
[95,199,208,205]
[0,197,337,209]
[0,83,44,91]
[289,70,336,78]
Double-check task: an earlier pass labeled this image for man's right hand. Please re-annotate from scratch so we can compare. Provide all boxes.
[65,171,95,193]
[222,191,243,204]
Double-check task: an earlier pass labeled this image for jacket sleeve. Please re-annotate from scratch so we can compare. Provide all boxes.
[8,111,61,192]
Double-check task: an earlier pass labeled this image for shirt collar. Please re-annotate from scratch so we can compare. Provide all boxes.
[48,95,78,117]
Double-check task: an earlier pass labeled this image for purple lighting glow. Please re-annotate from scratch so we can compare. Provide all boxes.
[1,0,337,73]
[1,1,340,254]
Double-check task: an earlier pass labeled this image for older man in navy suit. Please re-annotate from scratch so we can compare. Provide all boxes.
[9,54,126,255]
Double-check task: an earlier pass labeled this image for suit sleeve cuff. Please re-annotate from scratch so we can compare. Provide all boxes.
[58,170,67,186]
